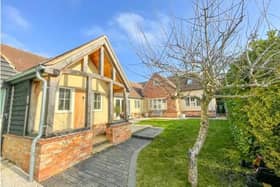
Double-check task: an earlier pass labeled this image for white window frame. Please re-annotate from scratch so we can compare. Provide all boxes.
[56,87,74,113]
[185,96,200,107]
[149,98,167,110]
[92,92,102,112]
[134,100,141,109]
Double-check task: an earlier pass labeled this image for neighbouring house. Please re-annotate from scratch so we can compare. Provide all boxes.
[0,36,132,181]
[129,73,224,118]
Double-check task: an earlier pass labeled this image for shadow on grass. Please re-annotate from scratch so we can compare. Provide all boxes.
[136,119,246,187]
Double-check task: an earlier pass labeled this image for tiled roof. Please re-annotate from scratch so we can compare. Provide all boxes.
[168,76,202,91]
[0,44,47,72]
[114,81,144,98]
[129,82,144,98]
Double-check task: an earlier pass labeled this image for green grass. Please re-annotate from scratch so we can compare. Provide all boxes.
[136,119,246,187]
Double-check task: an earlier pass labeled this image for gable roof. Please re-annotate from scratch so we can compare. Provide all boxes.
[0,44,47,72]
[42,35,130,91]
[5,36,131,91]
[143,73,176,89]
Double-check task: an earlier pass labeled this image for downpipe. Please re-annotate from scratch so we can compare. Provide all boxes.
[29,66,47,181]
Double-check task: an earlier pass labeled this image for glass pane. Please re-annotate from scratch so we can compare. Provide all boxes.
[59,88,64,98]
[64,100,70,110]
[58,100,64,110]
[65,89,71,98]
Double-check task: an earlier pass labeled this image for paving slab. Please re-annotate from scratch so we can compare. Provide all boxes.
[132,127,163,140]
[42,127,163,187]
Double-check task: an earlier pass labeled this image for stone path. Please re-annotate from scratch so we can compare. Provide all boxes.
[42,127,162,187]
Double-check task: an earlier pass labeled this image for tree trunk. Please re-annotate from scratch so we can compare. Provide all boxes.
[188,96,210,187]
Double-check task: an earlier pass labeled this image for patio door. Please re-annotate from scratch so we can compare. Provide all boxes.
[114,98,124,120]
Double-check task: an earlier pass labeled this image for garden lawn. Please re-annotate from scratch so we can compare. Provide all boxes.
[136,119,246,187]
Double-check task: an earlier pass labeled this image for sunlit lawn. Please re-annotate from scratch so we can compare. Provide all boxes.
[136,119,246,187]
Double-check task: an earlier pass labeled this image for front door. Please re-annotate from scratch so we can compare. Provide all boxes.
[74,91,86,128]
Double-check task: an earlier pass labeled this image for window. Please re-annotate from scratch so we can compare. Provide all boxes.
[93,93,102,111]
[149,99,167,110]
[186,79,192,85]
[185,96,200,107]
[134,100,141,109]
[153,80,160,86]
[58,88,72,111]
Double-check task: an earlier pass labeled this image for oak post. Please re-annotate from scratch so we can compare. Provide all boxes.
[86,75,92,128]
[99,46,104,76]
[124,91,129,120]
[44,76,60,136]
[108,81,113,123]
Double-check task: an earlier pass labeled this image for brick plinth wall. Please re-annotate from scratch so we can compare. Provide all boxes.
[2,134,34,172]
[2,130,93,182]
[106,122,131,144]
[92,123,107,136]
[183,110,216,117]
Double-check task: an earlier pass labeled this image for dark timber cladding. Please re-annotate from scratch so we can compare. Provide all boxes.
[6,80,31,135]
[0,57,17,80]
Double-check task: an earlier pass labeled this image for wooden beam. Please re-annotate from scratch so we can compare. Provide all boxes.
[86,76,92,128]
[99,46,104,76]
[82,55,88,72]
[112,67,116,81]
[62,69,125,88]
[124,91,129,120]
[108,81,113,123]
[49,41,103,70]
[44,77,60,136]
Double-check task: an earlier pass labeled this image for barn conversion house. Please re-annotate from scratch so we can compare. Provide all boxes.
[1,36,132,181]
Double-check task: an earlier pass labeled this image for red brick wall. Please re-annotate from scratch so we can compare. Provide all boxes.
[143,74,178,116]
[2,135,34,173]
[143,74,176,98]
[106,122,131,144]
[92,123,107,136]
[2,130,93,182]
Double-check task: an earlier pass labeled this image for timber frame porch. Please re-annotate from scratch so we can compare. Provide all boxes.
[1,36,132,182]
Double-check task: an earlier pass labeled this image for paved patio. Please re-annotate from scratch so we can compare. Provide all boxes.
[42,127,163,187]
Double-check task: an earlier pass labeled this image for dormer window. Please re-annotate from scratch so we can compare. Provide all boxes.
[186,79,192,85]
[153,80,160,86]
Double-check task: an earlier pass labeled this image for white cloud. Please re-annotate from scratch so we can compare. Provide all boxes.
[4,5,30,30]
[81,12,170,54]
[115,12,170,46]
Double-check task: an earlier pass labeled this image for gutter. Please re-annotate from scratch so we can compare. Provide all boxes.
[29,66,47,181]
[5,67,37,84]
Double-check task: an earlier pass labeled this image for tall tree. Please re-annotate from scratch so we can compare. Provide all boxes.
[135,0,280,186]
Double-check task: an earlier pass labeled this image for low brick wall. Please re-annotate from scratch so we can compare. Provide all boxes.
[2,129,93,182]
[163,112,178,117]
[183,110,216,117]
[92,123,107,136]
[2,134,34,173]
[106,122,131,144]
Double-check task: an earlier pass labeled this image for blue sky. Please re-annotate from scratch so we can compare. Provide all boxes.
[1,0,280,82]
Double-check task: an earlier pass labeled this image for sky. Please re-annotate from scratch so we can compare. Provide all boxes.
[1,0,280,82]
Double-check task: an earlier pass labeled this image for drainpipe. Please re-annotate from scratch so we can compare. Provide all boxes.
[29,66,47,181]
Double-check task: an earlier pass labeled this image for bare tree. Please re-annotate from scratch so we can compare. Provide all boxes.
[135,0,280,186]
